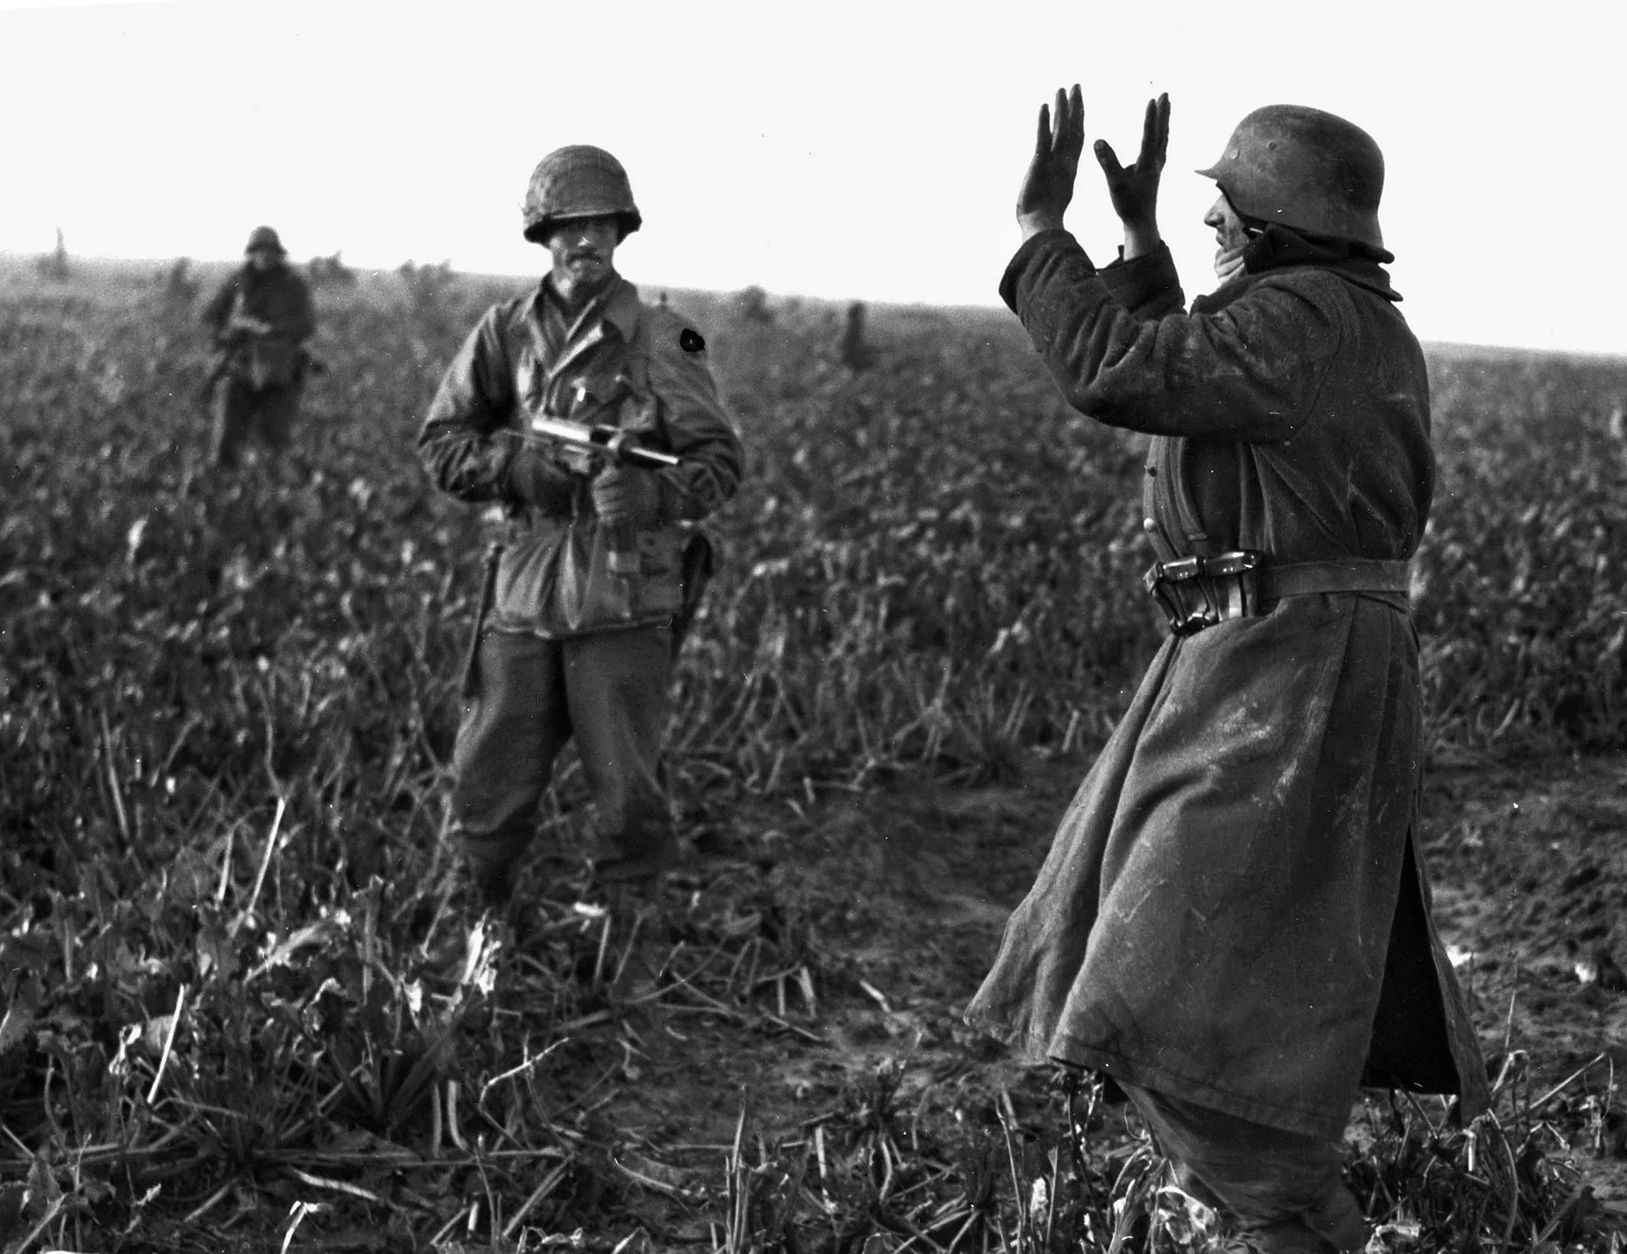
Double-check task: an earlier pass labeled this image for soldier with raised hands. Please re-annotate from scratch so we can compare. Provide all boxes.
[418,145,743,912]
[966,89,1488,1253]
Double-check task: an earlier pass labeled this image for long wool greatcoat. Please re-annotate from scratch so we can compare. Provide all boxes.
[966,229,1489,1140]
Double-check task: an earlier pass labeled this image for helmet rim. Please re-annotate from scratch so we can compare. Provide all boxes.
[522,145,642,244]
[1197,105,1385,250]
[244,225,286,256]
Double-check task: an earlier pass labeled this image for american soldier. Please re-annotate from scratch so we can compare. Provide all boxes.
[418,147,743,910]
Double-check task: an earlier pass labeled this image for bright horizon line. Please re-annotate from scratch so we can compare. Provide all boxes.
[5,249,1624,362]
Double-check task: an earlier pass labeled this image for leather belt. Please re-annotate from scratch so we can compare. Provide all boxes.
[1256,558,1412,602]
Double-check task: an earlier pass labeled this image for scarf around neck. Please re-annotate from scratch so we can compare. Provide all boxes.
[1240,224,1401,301]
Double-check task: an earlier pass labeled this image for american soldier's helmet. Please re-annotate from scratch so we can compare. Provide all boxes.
[1197,105,1385,249]
[244,225,286,256]
[522,146,642,243]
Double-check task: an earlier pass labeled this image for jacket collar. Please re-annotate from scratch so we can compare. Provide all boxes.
[526,274,646,397]
[534,273,642,340]
[1240,224,1401,302]
[600,276,643,338]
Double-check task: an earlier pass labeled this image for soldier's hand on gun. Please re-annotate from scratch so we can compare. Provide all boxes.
[1017,84,1085,240]
[1093,93,1169,256]
[591,464,664,528]
[228,313,274,337]
[505,437,580,514]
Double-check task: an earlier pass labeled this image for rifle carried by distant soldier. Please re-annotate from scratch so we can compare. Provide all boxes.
[196,299,327,415]
[194,293,267,413]
[194,353,231,416]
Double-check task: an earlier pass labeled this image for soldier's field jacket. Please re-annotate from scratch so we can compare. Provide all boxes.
[200,262,315,388]
[966,229,1489,1140]
[418,276,742,638]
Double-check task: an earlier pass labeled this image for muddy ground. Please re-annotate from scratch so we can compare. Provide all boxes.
[501,748,1627,1247]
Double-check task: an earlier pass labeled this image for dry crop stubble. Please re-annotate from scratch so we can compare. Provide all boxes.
[1,263,1624,1249]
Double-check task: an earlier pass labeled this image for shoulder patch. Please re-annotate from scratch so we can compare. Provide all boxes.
[679,328,706,353]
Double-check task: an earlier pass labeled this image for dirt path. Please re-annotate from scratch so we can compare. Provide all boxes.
[1421,755,1627,1076]
[1418,753,1627,1219]
[537,751,1626,1243]
[762,751,1627,1219]
[780,752,1627,1094]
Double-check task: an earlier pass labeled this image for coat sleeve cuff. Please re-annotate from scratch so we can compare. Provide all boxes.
[998,229,1092,311]
[1098,242,1184,316]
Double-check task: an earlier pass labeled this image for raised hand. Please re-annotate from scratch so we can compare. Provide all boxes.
[1092,93,1170,258]
[1017,84,1085,239]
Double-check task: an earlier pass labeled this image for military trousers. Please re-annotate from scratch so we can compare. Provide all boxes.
[453,624,676,904]
[213,376,302,469]
[1120,1083,1369,1252]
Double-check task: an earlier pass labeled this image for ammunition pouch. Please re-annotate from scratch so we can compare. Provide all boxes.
[1144,552,1411,637]
[1144,550,1264,637]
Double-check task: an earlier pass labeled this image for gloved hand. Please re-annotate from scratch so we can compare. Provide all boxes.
[505,440,578,514]
[1017,84,1085,239]
[591,464,665,528]
[1093,93,1169,258]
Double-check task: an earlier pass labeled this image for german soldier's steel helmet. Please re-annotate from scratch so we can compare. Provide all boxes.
[522,146,642,243]
[244,225,285,255]
[1197,105,1385,249]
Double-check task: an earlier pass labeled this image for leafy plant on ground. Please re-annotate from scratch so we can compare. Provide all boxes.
[2,266,1623,1249]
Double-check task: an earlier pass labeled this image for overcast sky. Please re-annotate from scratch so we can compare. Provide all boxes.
[3,0,1624,353]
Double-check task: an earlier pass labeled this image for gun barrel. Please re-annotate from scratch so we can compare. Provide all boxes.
[527,416,680,468]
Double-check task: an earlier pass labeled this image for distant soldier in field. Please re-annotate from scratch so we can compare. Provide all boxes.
[418,146,743,911]
[199,226,316,470]
[966,89,1489,1253]
[838,300,876,372]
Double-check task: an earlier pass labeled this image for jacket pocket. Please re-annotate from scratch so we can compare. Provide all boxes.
[495,522,684,636]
